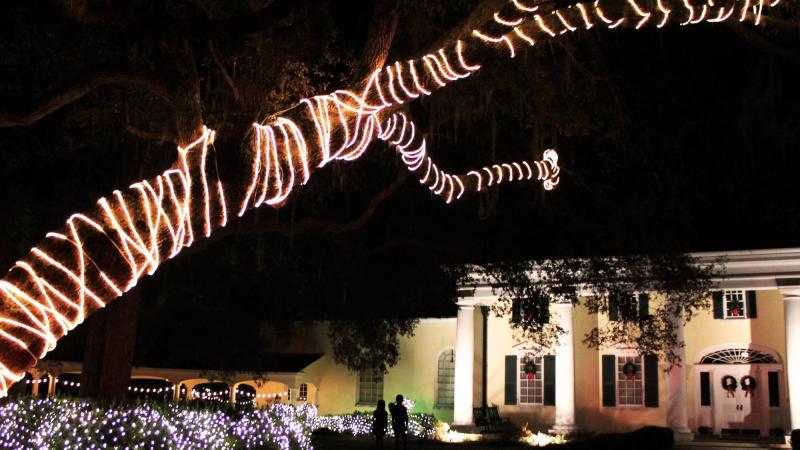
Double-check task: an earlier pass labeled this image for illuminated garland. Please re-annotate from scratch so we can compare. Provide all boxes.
[0,0,780,396]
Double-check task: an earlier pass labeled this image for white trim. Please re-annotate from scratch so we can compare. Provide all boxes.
[418,317,457,324]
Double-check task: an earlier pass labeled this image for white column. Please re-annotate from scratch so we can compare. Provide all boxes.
[667,312,692,440]
[453,305,475,425]
[783,291,800,431]
[551,303,576,434]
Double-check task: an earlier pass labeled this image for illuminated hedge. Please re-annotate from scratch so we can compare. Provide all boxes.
[314,411,437,439]
[0,398,438,449]
[0,398,314,450]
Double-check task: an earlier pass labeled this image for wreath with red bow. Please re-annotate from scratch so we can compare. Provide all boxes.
[523,357,537,382]
[721,375,738,397]
[622,362,638,380]
[740,376,756,397]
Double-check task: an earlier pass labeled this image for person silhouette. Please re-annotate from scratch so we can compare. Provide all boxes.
[372,400,388,449]
[389,394,408,450]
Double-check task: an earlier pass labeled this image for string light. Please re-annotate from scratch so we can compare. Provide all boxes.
[377,112,560,203]
[0,127,224,396]
[0,0,780,398]
[471,0,779,57]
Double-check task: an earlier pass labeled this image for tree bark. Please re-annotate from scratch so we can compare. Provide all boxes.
[80,288,140,399]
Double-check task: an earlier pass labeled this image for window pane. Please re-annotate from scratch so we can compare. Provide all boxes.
[519,356,543,404]
[724,290,746,318]
[617,355,643,406]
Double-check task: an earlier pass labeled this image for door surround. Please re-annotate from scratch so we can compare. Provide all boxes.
[692,344,785,437]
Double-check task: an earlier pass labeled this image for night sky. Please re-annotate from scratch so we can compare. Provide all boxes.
[0,0,798,368]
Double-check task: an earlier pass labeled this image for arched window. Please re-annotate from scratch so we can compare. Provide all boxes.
[436,349,455,407]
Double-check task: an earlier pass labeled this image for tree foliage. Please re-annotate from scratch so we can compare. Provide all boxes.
[328,318,418,374]
[478,253,717,366]
[0,0,798,376]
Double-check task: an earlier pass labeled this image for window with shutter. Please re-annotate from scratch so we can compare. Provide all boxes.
[609,292,650,322]
[720,290,757,319]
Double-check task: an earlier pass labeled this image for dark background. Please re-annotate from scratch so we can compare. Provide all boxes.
[0,0,798,369]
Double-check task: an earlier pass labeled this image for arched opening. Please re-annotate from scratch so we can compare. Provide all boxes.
[55,373,81,397]
[234,383,256,408]
[191,381,230,404]
[128,377,174,401]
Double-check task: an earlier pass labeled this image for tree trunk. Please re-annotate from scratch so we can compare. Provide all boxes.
[80,288,140,399]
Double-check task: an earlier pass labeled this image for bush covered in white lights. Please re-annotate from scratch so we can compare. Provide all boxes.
[313,411,437,439]
[0,397,314,450]
[0,397,440,449]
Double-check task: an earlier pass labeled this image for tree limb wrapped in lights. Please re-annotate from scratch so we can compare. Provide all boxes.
[0,0,781,396]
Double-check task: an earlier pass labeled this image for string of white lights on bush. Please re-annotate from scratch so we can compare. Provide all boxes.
[0,0,781,397]
[0,397,318,450]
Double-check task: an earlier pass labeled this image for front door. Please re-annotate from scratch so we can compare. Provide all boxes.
[712,366,764,437]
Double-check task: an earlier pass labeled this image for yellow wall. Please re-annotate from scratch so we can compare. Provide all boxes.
[281,290,788,432]
[294,319,457,422]
[683,290,787,430]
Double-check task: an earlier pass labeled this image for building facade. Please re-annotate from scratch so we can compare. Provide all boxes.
[21,248,800,439]
[297,248,800,438]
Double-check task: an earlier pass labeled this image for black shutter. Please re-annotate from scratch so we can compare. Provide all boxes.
[768,371,779,407]
[746,290,758,318]
[602,355,616,406]
[505,355,517,405]
[543,355,556,406]
[700,372,711,406]
[511,302,521,323]
[638,293,650,320]
[644,355,659,407]
[712,291,724,319]
[609,294,619,322]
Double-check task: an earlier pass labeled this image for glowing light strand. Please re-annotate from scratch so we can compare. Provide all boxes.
[0,0,780,397]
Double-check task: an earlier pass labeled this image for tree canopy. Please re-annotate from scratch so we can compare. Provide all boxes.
[0,0,798,380]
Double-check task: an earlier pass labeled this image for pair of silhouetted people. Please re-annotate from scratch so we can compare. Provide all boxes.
[373,394,408,449]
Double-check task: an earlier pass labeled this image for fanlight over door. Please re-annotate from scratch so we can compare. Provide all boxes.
[699,347,777,365]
